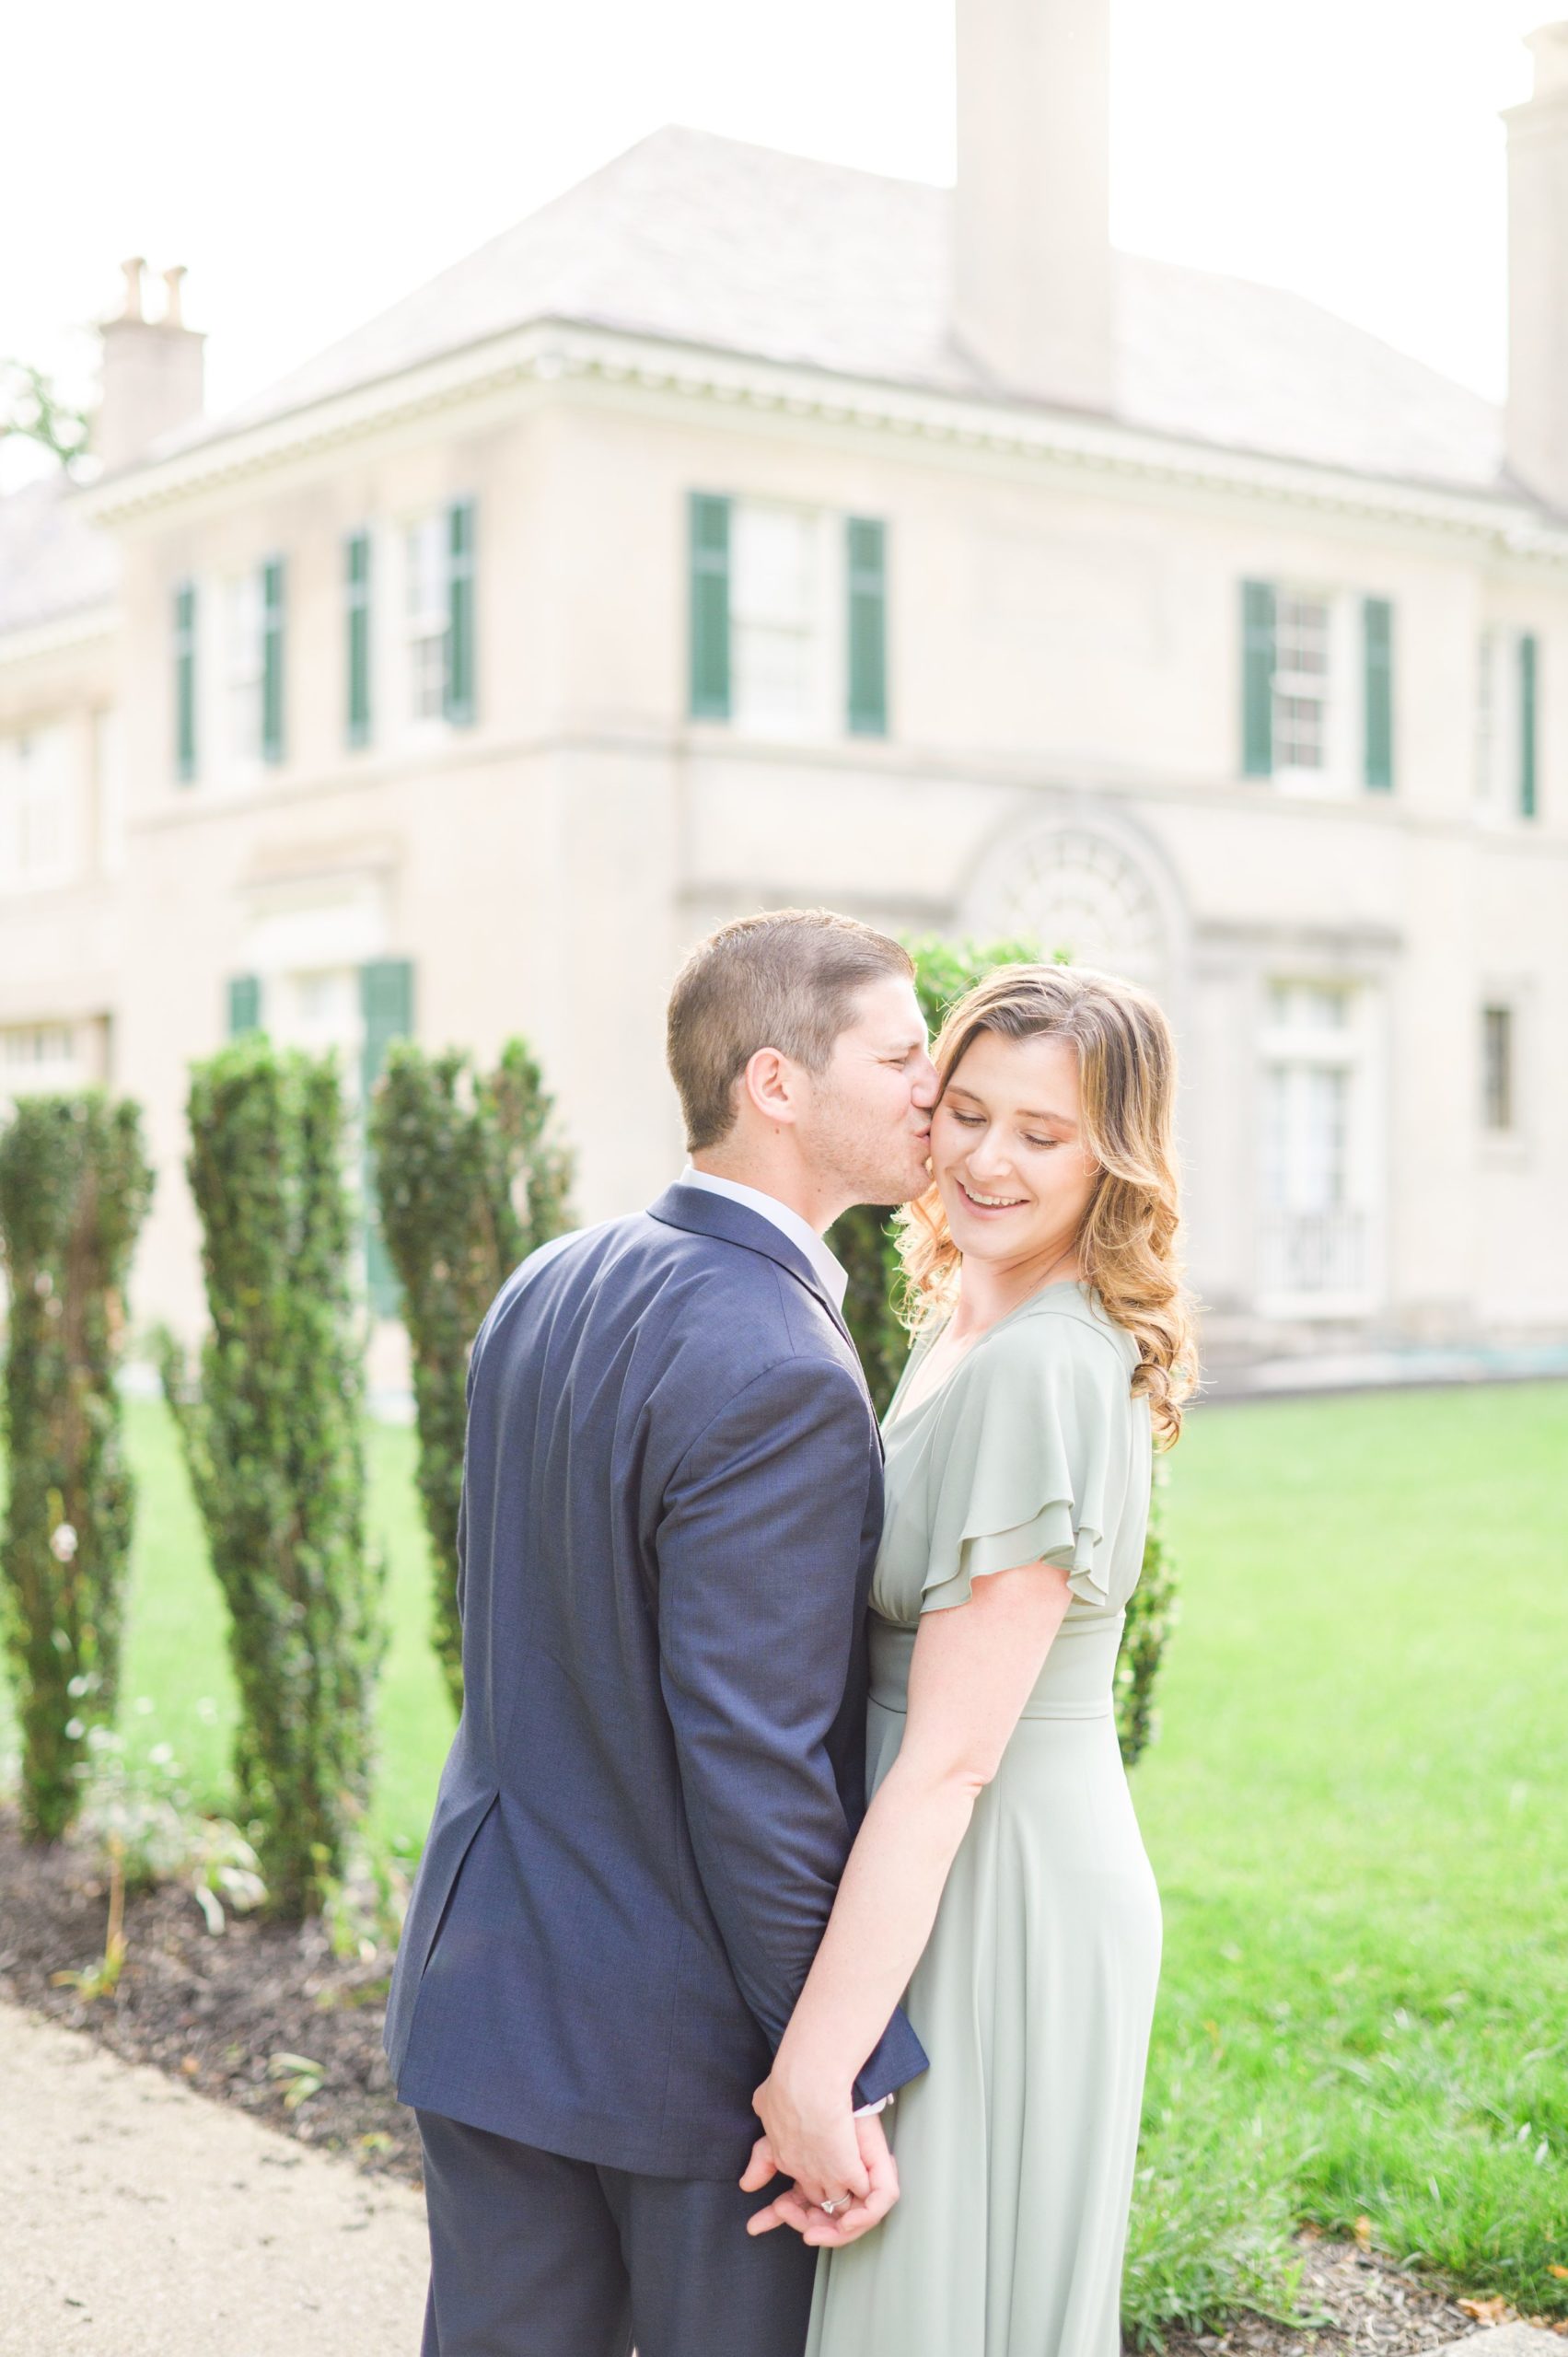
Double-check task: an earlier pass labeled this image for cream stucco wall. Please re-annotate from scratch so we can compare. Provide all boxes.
[4,355,1566,1362]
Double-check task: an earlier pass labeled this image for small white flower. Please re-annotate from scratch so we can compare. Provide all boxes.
[64,1717,85,1741]
[49,1524,79,1563]
[147,1743,174,1768]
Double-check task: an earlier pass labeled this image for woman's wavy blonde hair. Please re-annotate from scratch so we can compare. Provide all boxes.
[894,962,1198,1446]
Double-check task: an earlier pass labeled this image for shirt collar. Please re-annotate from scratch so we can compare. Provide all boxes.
[678,1167,849,1314]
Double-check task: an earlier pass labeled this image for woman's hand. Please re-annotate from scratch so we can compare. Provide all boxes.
[745,2064,871,2212]
[742,2112,900,2246]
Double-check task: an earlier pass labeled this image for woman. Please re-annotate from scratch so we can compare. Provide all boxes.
[749,962,1195,2357]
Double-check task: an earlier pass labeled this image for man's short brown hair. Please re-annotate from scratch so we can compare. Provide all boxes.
[667,910,914,1152]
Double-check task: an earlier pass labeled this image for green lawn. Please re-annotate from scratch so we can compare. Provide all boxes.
[2,1383,1564,2333]
[1129,1383,1568,2330]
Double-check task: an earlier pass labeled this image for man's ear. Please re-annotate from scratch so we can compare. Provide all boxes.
[739,1046,801,1128]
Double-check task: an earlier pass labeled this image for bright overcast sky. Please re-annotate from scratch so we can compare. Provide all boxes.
[0,0,1548,463]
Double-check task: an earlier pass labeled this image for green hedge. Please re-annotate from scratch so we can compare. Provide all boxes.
[370,1038,574,1707]
[0,1095,153,1841]
[158,1038,385,1918]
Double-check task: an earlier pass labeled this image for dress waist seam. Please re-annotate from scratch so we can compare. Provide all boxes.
[869,1692,1114,1722]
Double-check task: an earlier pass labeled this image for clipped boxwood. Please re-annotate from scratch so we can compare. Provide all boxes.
[369,1037,574,1709]
[158,1037,384,1919]
[0,1093,153,1842]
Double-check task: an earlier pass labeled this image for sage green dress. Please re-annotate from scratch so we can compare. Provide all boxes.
[807,1281,1162,2357]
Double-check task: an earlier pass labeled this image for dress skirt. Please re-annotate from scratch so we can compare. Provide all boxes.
[805,1615,1163,2357]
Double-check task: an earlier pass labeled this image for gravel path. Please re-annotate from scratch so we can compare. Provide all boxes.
[0,2003,429,2356]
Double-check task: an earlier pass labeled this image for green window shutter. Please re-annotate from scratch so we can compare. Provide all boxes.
[261,558,285,764]
[360,957,415,1317]
[1363,597,1394,791]
[173,581,197,783]
[1519,633,1539,819]
[345,531,371,749]
[445,500,475,726]
[226,974,261,1036]
[688,492,731,720]
[1241,579,1275,778]
[846,516,889,737]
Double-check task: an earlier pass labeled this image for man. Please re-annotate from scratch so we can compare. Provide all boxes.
[385,909,940,2357]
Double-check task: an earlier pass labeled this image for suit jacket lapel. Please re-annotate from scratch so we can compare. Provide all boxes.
[646,1183,865,1369]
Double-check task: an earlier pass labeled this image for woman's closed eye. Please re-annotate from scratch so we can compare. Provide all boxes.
[951,1109,1056,1150]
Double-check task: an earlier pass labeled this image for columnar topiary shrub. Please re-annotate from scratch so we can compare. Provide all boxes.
[0,1095,153,1842]
[830,935,1178,1769]
[369,1037,575,1709]
[158,1039,385,1919]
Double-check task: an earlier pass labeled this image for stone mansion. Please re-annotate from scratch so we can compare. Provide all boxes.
[2,0,1566,1368]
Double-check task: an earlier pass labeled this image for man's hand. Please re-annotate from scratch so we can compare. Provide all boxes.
[742,2111,900,2247]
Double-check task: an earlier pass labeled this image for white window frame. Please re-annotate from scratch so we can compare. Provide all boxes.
[0,1020,84,1103]
[1271,586,1359,796]
[226,569,267,772]
[729,498,842,741]
[1474,626,1527,824]
[1480,1002,1515,1135]
[1257,978,1383,1318]
[402,513,450,729]
[93,706,126,877]
[1477,974,1533,1168]
[0,727,80,893]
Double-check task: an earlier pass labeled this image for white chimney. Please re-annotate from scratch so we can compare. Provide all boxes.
[1506,23,1568,512]
[951,0,1115,413]
[95,257,205,475]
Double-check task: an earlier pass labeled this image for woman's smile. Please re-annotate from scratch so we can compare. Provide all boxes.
[955,1178,1030,1215]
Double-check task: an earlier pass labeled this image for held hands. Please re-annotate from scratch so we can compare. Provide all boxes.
[741,2099,900,2248]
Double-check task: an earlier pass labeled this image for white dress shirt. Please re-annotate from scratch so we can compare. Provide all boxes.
[678,1167,849,1314]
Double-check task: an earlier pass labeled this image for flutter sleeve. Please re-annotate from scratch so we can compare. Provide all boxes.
[918,1313,1135,1618]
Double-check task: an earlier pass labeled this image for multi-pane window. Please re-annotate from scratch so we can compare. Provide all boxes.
[1475,633,1496,800]
[345,532,372,749]
[688,493,888,738]
[1481,1004,1515,1132]
[94,708,126,876]
[731,503,830,736]
[173,581,198,782]
[1475,629,1539,820]
[0,729,75,888]
[1272,593,1331,772]
[1259,981,1373,1306]
[405,516,448,721]
[3,1023,75,1071]
[0,1021,83,1109]
[1242,581,1393,790]
[227,572,266,762]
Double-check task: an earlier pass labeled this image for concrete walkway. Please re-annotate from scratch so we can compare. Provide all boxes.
[0,2003,429,2355]
[5,2002,1562,2357]
[1454,2337,1566,2357]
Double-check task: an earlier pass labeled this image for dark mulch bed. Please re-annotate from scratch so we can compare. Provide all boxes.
[3,1807,1562,2355]
[1156,2231,1561,2357]
[0,1806,416,2180]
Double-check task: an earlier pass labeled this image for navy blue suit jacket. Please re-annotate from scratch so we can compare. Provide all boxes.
[383,1183,929,2178]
